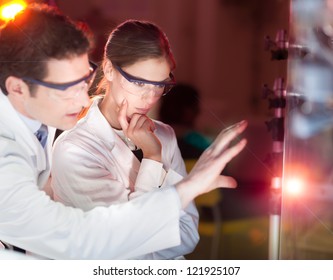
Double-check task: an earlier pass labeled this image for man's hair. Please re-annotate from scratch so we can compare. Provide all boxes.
[0,4,93,95]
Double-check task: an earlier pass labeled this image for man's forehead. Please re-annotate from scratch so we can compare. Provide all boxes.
[43,55,90,82]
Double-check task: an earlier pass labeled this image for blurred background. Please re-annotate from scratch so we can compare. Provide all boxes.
[0,0,291,259]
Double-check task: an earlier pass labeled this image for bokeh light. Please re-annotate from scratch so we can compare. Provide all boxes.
[285,176,304,196]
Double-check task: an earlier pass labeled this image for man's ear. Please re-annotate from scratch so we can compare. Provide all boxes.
[5,76,30,98]
[103,60,114,81]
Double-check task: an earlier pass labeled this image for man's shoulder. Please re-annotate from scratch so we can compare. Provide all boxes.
[0,118,15,140]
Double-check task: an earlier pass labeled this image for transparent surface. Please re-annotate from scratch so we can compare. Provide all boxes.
[280,0,333,259]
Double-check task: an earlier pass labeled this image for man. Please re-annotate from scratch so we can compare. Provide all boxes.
[0,4,247,259]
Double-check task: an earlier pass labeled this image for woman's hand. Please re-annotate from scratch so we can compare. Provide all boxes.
[118,100,162,162]
[176,120,248,208]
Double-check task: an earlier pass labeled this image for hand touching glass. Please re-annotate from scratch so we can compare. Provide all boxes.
[176,120,248,208]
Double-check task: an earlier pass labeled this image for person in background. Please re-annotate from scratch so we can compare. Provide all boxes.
[0,3,247,259]
[159,83,212,159]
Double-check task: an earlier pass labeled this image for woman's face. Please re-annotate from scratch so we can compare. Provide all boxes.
[107,57,173,119]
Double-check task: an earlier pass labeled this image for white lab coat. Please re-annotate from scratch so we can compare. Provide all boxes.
[0,91,192,259]
[51,96,199,259]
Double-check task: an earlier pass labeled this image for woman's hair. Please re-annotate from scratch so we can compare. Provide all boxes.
[97,19,175,95]
[0,4,93,95]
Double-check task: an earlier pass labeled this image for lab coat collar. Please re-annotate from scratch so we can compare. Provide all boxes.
[83,96,117,150]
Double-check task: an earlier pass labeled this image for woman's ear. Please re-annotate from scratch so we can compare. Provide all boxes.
[103,60,114,81]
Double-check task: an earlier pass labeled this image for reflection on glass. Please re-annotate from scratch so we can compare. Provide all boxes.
[280,0,333,259]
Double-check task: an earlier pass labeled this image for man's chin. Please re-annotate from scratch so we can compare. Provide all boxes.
[56,121,77,131]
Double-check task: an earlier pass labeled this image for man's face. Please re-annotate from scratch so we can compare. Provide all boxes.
[21,54,91,130]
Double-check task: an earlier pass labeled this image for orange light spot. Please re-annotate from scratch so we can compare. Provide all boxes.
[0,1,26,21]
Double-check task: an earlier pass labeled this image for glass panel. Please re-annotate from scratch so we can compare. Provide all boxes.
[280,0,333,259]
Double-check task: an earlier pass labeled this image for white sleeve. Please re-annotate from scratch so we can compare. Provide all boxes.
[148,141,199,259]
[131,127,200,259]
[0,137,182,259]
[128,159,166,200]
[131,165,199,259]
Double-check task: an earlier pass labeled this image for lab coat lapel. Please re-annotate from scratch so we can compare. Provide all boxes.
[112,134,141,192]
[85,97,141,192]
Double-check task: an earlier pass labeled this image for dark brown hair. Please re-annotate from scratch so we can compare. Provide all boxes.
[0,4,93,95]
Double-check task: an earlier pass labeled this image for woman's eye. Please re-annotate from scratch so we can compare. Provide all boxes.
[156,84,165,89]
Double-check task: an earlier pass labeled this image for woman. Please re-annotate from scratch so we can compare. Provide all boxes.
[51,20,199,259]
